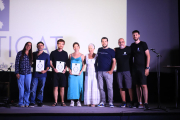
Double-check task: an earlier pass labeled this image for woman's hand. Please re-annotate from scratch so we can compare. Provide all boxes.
[16,74,20,79]
[79,71,82,76]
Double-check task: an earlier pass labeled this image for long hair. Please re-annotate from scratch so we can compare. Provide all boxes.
[20,42,33,65]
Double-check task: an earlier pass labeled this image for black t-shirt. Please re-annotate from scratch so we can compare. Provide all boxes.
[50,50,68,72]
[115,46,131,72]
[130,41,148,68]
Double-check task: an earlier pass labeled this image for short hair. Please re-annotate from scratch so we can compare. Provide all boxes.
[132,30,140,34]
[57,39,65,44]
[37,41,44,46]
[73,42,80,47]
[88,43,95,49]
[101,37,108,42]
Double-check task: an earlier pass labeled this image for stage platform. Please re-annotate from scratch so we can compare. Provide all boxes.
[0,103,180,120]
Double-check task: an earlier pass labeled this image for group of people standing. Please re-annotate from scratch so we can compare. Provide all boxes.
[15,30,150,110]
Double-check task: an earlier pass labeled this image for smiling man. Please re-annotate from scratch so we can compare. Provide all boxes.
[97,37,116,108]
[50,39,68,107]
[131,30,150,110]
[29,42,50,107]
[114,38,134,108]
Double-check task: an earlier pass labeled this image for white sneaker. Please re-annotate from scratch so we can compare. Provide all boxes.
[109,103,114,108]
[70,100,74,107]
[97,102,105,107]
[77,101,81,107]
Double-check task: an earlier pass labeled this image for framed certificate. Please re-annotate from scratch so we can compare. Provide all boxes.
[36,60,44,72]
[72,63,80,75]
[56,61,65,73]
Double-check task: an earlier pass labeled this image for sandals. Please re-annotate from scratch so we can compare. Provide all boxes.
[52,102,58,106]
[61,102,66,107]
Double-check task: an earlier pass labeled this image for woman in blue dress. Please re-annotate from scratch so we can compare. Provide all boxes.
[67,42,85,107]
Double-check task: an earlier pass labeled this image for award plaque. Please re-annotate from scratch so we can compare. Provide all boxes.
[56,61,65,73]
[72,63,80,75]
[36,60,44,72]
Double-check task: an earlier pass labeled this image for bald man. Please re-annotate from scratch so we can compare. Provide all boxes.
[114,38,134,108]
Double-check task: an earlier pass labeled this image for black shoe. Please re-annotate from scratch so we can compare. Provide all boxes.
[129,101,136,108]
[144,103,150,110]
[29,103,35,108]
[120,101,126,108]
[37,103,43,107]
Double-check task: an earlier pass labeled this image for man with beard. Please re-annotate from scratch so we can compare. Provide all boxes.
[130,30,150,110]
[114,38,134,108]
[97,37,116,108]
[50,39,68,107]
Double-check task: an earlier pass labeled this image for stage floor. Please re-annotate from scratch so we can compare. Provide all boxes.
[0,102,180,115]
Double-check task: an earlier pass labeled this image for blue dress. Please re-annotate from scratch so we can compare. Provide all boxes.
[67,56,84,101]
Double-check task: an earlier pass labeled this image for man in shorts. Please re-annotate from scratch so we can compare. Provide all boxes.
[114,38,134,108]
[50,39,68,106]
[131,30,150,110]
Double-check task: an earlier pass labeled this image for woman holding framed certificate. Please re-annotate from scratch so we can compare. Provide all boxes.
[84,44,100,107]
[67,42,85,107]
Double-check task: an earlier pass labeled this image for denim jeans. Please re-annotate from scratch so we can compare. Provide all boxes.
[30,77,46,104]
[17,74,32,106]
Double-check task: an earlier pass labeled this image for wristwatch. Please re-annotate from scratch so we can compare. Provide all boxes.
[146,67,150,69]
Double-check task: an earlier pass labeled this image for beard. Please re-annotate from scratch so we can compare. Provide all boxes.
[120,45,125,49]
[133,37,139,41]
[102,45,108,48]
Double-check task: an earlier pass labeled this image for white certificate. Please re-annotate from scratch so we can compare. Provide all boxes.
[56,61,65,73]
[72,63,80,75]
[36,60,44,72]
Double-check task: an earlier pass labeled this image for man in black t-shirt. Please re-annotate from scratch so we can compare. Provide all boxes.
[50,39,68,107]
[131,30,150,110]
[114,38,134,108]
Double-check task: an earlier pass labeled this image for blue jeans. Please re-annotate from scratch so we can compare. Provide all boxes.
[30,77,46,104]
[17,74,32,106]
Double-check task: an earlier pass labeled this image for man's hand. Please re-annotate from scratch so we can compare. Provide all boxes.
[145,69,149,76]
[107,70,113,75]
[41,70,47,74]
[62,69,66,74]
[16,74,20,79]
[69,69,72,75]
[54,68,58,73]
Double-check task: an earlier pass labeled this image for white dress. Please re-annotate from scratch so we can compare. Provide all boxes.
[84,54,100,105]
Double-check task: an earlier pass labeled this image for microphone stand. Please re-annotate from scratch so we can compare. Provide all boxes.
[150,49,167,111]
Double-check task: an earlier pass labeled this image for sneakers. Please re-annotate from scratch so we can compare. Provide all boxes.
[70,100,74,107]
[37,103,43,107]
[109,103,114,108]
[129,102,136,108]
[144,103,150,110]
[29,103,35,108]
[138,103,144,109]
[97,102,105,107]
[120,102,126,108]
[77,101,81,107]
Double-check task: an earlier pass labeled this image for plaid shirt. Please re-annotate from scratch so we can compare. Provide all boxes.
[15,51,31,75]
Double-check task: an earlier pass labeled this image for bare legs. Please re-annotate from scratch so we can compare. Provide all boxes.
[120,88,133,102]
[53,87,65,103]
[136,85,148,104]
